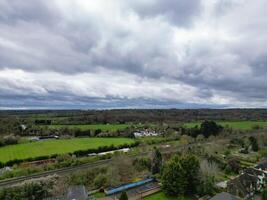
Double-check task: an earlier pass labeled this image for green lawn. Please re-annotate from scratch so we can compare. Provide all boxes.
[46,124,137,132]
[184,121,267,130]
[144,192,190,200]
[0,138,134,163]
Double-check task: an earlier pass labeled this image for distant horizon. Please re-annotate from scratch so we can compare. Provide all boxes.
[1,107,267,111]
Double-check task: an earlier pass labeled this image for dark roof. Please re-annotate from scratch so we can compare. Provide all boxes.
[227,173,259,197]
[244,167,267,177]
[67,185,87,200]
[210,192,240,200]
[256,159,267,170]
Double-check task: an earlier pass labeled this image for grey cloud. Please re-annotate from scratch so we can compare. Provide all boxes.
[0,0,59,25]
[0,0,267,108]
[129,0,201,26]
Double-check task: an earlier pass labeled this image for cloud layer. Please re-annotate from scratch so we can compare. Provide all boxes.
[0,0,267,109]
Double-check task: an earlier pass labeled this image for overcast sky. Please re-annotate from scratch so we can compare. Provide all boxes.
[0,0,267,109]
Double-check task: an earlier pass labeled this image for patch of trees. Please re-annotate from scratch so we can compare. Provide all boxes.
[182,120,223,138]
[0,181,54,200]
[35,119,52,125]
[0,134,19,147]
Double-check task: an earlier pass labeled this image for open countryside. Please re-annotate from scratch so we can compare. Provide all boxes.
[184,121,267,130]
[0,138,134,163]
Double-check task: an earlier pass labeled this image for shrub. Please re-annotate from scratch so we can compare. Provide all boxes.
[94,174,107,188]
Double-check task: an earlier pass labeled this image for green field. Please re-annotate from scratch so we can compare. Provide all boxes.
[0,138,134,163]
[144,192,190,200]
[46,124,137,132]
[184,121,267,130]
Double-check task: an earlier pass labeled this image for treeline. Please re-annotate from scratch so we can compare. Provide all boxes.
[2,109,267,128]
[0,141,139,167]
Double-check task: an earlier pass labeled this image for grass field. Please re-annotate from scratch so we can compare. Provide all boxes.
[184,121,267,130]
[144,192,190,200]
[45,124,138,132]
[0,138,134,163]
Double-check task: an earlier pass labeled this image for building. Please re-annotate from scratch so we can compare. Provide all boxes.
[256,159,267,172]
[210,192,240,200]
[244,167,267,186]
[227,173,259,199]
[133,130,161,137]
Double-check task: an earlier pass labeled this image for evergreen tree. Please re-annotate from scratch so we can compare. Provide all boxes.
[119,191,128,200]
[151,147,162,174]
[161,154,200,196]
[261,187,267,200]
[249,136,259,152]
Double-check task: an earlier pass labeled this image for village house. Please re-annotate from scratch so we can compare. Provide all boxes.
[133,130,161,137]
[209,192,241,200]
[256,159,267,172]
[227,172,259,199]
[227,165,267,199]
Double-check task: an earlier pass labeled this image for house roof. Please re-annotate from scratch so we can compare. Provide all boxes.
[256,159,267,170]
[227,173,259,197]
[210,192,240,200]
[67,185,87,200]
[244,167,267,177]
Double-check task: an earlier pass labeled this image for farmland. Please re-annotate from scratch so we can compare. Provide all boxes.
[0,138,134,163]
[45,124,139,132]
[183,121,267,130]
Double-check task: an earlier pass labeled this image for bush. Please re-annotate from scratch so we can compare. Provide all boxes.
[226,157,241,174]
[133,157,151,171]
[94,174,107,188]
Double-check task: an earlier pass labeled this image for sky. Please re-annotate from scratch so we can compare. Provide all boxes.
[0,0,267,109]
